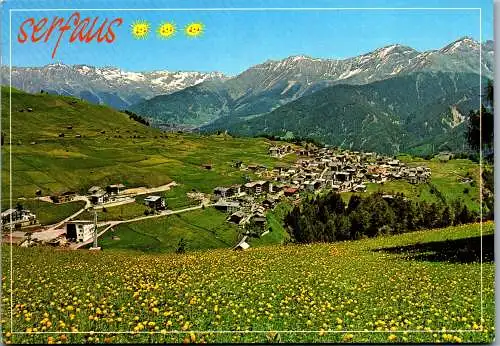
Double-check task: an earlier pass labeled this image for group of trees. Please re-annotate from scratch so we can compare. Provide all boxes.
[255,133,324,148]
[466,80,494,162]
[122,110,150,126]
[285,192,478,244]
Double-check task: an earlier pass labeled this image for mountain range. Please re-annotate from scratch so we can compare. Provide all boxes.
[129,37,493,128]
[1,36,494,154]
[0,64,227,109]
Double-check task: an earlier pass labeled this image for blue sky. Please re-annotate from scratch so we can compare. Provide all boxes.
[0,0,494,75]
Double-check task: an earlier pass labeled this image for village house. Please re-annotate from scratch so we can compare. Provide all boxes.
[144,195,166,210]
[214,200,241,213]
[244,181,271,195]
[304,180,322,192]
[269,147,281,157]
[65,220,94,243]
[333,171,351,182]
[228,211,246,224]
[90,191,109,205]
[250,215,267,232]
[106,184,125,195]
[87,186,103,195]
[262,196,278,209]
[50,191,77,204]
[284,187,299,197]
[213,187,234,200]
[1,208,37,229]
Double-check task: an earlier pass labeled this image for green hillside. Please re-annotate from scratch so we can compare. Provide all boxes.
[2,222,494,344]
[0,87,293,201]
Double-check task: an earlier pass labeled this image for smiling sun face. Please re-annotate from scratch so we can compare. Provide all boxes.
[185,22,204,38]
[131,20,150,39]
[157,22,176,39]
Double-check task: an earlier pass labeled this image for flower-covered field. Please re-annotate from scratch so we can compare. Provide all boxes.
[0,222,494,344]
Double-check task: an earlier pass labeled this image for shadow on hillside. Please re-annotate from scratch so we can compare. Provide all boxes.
[374,234,494,263]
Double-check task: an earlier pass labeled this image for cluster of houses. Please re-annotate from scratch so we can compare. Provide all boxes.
[87,184,129,205]
[211,146,432,238]
[213,182,277,233]
[266,146,432,193]
[269,145,294,158]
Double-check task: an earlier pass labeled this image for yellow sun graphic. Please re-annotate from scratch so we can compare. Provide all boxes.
[157,21,176,39]
[131,20,150,39]
[184,22,204,38]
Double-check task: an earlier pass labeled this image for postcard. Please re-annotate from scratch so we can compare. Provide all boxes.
[0,0,495,344]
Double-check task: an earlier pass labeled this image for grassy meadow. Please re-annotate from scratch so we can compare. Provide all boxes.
[1,222,494,344]
[98,208,240,253]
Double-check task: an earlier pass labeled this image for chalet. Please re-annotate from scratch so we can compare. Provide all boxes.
[272,184,284,193]
[251,215,267,228]
[228,211,246,224]
[304,180,321,192]
[144,195,166,210]
[65,221,94,243]
[387,159,400,167]
[213,187,234,199]
[261,181,272,193]
[50,191,77,203]
[244,182,258,194]
[274,163,288,175]
[262,197,277,209]
[244,181,269,195]
[334,171,351,182]
[106,184,125,195]
[1,209,37,229]
[90,191,108,205]
[391,173,402,179]
[87,186,103,195]
[407,173,418,184]
[269,147,281,157]
[214,200,240,213]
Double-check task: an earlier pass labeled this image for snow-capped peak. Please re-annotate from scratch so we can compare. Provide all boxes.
[440,36,479,54]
